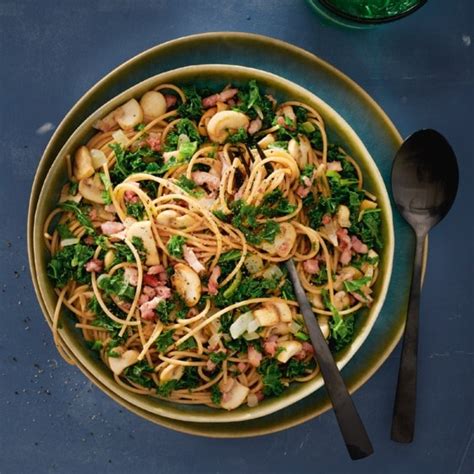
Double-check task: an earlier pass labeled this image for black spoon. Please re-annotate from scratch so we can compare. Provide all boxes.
[285,260,373,460]
[391,129,459,443]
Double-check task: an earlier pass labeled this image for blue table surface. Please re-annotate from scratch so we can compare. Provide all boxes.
[1,1,473,473]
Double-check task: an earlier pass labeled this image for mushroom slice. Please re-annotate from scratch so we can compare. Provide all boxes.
[125,221,159,265]
[171,263,201,307]
[260,223,296,258]
[276,340,303,363]
[272,301,293,323]
[108,349,139,375]
[206,111,250,143]
[337,205,351,228]
[160,364,184,383]
[59,182,82,203]
[78,173,105,204]
[318,316,330,340]
[253,304,279,327]
[140,91,167,119]
[116,98,144,130]
[73,146,94,181]
[220,380,250,410]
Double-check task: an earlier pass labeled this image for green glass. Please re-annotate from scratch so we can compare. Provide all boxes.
[313,0,426,23]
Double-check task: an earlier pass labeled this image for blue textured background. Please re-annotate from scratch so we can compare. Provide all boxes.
[0,1,473,473]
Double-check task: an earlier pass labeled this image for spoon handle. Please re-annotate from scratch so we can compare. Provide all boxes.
[391,233,425,443]
[285,260,373,460]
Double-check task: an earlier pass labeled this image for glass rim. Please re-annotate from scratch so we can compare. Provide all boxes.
[317,0,428,24]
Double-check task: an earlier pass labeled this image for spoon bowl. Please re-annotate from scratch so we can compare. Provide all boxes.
[390,129,458,443]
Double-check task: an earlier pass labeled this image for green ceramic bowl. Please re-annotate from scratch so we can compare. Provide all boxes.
[33,64,394,423]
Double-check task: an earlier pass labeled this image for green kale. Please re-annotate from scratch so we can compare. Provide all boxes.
[227,127,248,144]
[235,80,275,128]
[158,366,200,394]
[209,351,227,364]
[258,358,284,397]
[312,265,328,285]
[217,250,242,278]
[89,297,123,337]
[155,330,175,353]
[330,314,355,352]
[284,358,315,379]
[166,235,186,258]
[211,385,222,405]
[219,312,234,333]
[157,380,177,397]
[124,361,154,388]
[126,202,145,220]
[175,175,203,197]
[280,278,296,301]
[56,223,74,239]
[164,118,201,151]
[351,209,383,250]
[60,201,95,235]
[177,86,203,121]
[99,172,112,205]
[68,181,79,195]
[343,276,372,293]
[177,337,197,351]
[47,243,95,287]
[97,270,136,301]
[259,189,297,217]
[155,300,175,324]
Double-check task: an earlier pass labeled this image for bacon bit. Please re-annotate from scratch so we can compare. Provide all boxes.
[227,98,236,107]
[302,342,314,354]
[183,246,206,274]
[237,362,247,372]
[248,346,262,367]
[124,190,139,203]
[337,228,352,265]
[89,208,98,220]
[206,359,217,372]
[219,378,235,393]
[202,88,238,108]
[191,171,220,192]
[146,134,161,152]
[322,214,332,225]
[327,161,342,172]
[104,204,117,214]
[124,267,138,286]
[276,116,286,127]
[100,221,125,235]
[351,235,368,254]
[158,271,168,283]
[139,296,163,321]
[248,117,262,135]
[147,265,165,275]
[264,335,278,357]
[207,265,221,296]
[84,236,95,246]
[303,259,320,275]
[187,307,199,318]
[85,258,103,273]
[296,185,311,198]
[138,294,150,305]
[155,286,172,299]
[164,94,177,108]
[142,286,156,297]
[143,274,160,287]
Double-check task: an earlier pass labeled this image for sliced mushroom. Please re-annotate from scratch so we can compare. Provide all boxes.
[78,173,105,204]
[244,254,264,274]
[172,263,201,307]
[253,304,279,327]
[159,364,184,383]
[93,109,118,132]
[206,110,250,144]
[155,210,179,226]
[336,205,351,228]
[125,221,159,265]
[288,138,300,161]
[90,149,107,169]
[260,223,296,258]
[257,133,275,149]
[220,380,250,410]
[272,301,293,323]
[104,250,115,270]
[108,349,139,375]
[59,182,82,203]
[115,98,143,130]
[333,291,351,311]
[318,315,330,339]
[310,293,325,309]
[276,340,302,363]
[140,91,167,119]
[73,146,94,181]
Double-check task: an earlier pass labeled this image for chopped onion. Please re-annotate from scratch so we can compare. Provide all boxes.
[244,254,263,274]
[230,311,254,339]
[289,320,301,335]
[208,333,221,348]
[262,264,283,280]
[247,393,259,408]
[60,238,79,247]
[112,130,129,147]
[243,331,260,341]
[247,318,260,334]
[90,149,107,169]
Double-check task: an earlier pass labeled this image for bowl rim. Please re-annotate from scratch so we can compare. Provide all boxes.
[33,63,394,423]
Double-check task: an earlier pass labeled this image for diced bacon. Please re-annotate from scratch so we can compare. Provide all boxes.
[237,362,247,372]
[191,171,220,192]
[255,390,265,402]
[164,94,177,108]
[248,117,262,135]
[303,259,320,275]
[84,236,95,245]
[143,274,160,287]
[183,245,206,274]
[155,286,172,299]
[206,359,217,372]
[124,267,138,286]
[124,190,139,203]
[351,236,368,254]
[187,307,199,318]
[85,258,103,273]
[207,265,221,296]
[89,208,98,220]
[327,161,342,172]
[322,214,332,225]
[264,335,278,357]
[276,116,286,127]
[337,228,352,265]
[147,265,165,275]
[295,342,314,361]
[93,111,117,132]
[142,286,156,297]
[227,98,236,107]
[202,88,238,108]
[158,271,168,283]
[100,221,125,235]
[139,296,163,321]
[302,342,314,354]
[104,204,117,213]
[138,294,150,305]
[146,135,161,152]
[296,185,311,198]
[248,346,262,367]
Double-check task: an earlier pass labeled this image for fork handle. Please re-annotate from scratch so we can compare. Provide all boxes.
[391,232,425,443]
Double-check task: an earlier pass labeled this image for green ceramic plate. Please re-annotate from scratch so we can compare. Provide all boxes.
[33,63,394,423]
[28,32,417,437]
